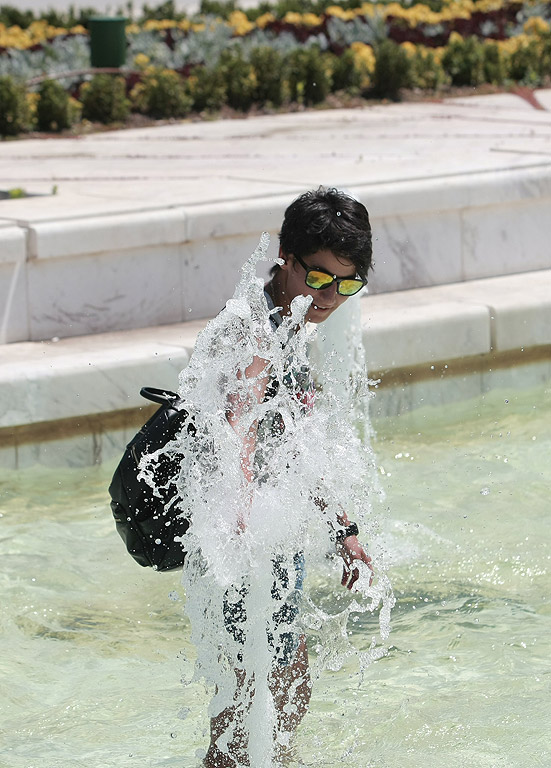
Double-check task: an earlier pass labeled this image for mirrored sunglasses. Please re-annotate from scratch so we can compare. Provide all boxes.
[294,253,366,297]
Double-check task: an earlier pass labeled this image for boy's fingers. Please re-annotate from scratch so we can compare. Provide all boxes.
[341,565,349,586]
[347,567,359,590]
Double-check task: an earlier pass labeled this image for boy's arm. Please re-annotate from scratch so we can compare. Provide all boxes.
[315,496,373,590]
[226,355,270,530]
[337,532,373,590]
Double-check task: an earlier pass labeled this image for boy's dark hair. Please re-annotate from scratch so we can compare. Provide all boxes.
[277,187,373,281]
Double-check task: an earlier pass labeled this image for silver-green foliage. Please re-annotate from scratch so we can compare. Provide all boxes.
[172,18,234,66]
[326,15,387,48]
[0,35,89,88]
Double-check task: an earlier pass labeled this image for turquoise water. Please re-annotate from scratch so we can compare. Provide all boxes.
[1,385,550,767]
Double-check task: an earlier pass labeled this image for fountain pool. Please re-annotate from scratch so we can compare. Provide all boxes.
[1,383,549,768]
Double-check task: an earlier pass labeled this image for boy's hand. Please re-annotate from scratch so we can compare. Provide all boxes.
[338,535,373,590]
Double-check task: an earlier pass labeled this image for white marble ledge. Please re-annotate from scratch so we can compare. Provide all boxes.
[29,207,188,260]
[445,279,551,352]
[0,225,26,263]
[354,163,551,221]
[1,354,189,428]
[2,270,551,428]
[5,163,551,267]
[185,197,287,244]
[20,197,286,262]
[1,321,202,377]
[362,300,490,371]
[0,322,204,428]
[367,269,551,353]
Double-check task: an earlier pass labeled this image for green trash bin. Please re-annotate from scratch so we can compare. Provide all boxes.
[89,17,127,68]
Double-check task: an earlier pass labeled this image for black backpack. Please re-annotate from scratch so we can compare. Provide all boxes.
[109,387,194,571]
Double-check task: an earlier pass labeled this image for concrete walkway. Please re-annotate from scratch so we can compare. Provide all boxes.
[3,90,551,216]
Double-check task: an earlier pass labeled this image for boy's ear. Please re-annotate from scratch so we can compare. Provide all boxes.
[278,247,291,270]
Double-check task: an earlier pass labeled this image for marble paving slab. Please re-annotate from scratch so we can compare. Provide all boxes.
[1,93,551,222]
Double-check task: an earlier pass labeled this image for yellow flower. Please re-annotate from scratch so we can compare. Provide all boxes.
[523,16,550,36]
[255,12,275,28]
[302,12,322,26]
[440,2,472,21]
[448,31,465,44]
[359,3,377,18]
[400,41,417,57]
[283,11,303,25]
[474,0,503,12]
[325,5,351,19]
[134,53,151,69]
[383,3,443,28]
[327,4,360,20]
[497,34,531,55]
[228,9,254,35]
[432,45,447,64]
[282,10,322,26]
[143,19,179,31]
[350,41,376,88]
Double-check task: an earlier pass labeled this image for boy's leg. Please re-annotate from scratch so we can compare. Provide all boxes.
[270,635,312,761]
[205,638,310,768]
[205,669,250,768]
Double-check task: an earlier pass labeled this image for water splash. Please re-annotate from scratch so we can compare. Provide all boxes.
[140,234,394,766]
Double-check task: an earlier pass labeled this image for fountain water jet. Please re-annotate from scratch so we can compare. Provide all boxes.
[140,234,394,766]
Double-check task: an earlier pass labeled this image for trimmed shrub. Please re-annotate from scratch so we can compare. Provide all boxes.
[407,46,448,90]
[250,46,285,107]
[0,5,34,27]
[508,39,541,84]
[218,48,257,111]
[482,41,506,85]
[131,67,192,118]
[330,48,361,93]
[538,33,551,81]
[68,96,83,125]
[0,76,31,136]
[140,0,187,22]
[188,66,226,113]
[199,0,237,17]
[80,74,130,124]
[36,79,71,132]
[441,34,484,87]
[286,46,331,105]
[371,40,411,100]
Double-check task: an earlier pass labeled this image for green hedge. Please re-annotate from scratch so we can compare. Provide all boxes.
[0,75,31,136]
[3,27,551,137]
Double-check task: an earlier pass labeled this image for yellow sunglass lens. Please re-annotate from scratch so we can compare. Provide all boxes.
[339,280,364,296]
[306,271,334,289]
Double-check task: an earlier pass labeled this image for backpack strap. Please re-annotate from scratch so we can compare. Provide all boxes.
[140,387,181,407]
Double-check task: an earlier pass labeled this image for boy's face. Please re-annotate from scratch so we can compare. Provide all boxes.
[279,249,357,324]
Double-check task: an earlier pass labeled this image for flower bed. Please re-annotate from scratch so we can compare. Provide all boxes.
[0,0,550,135]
